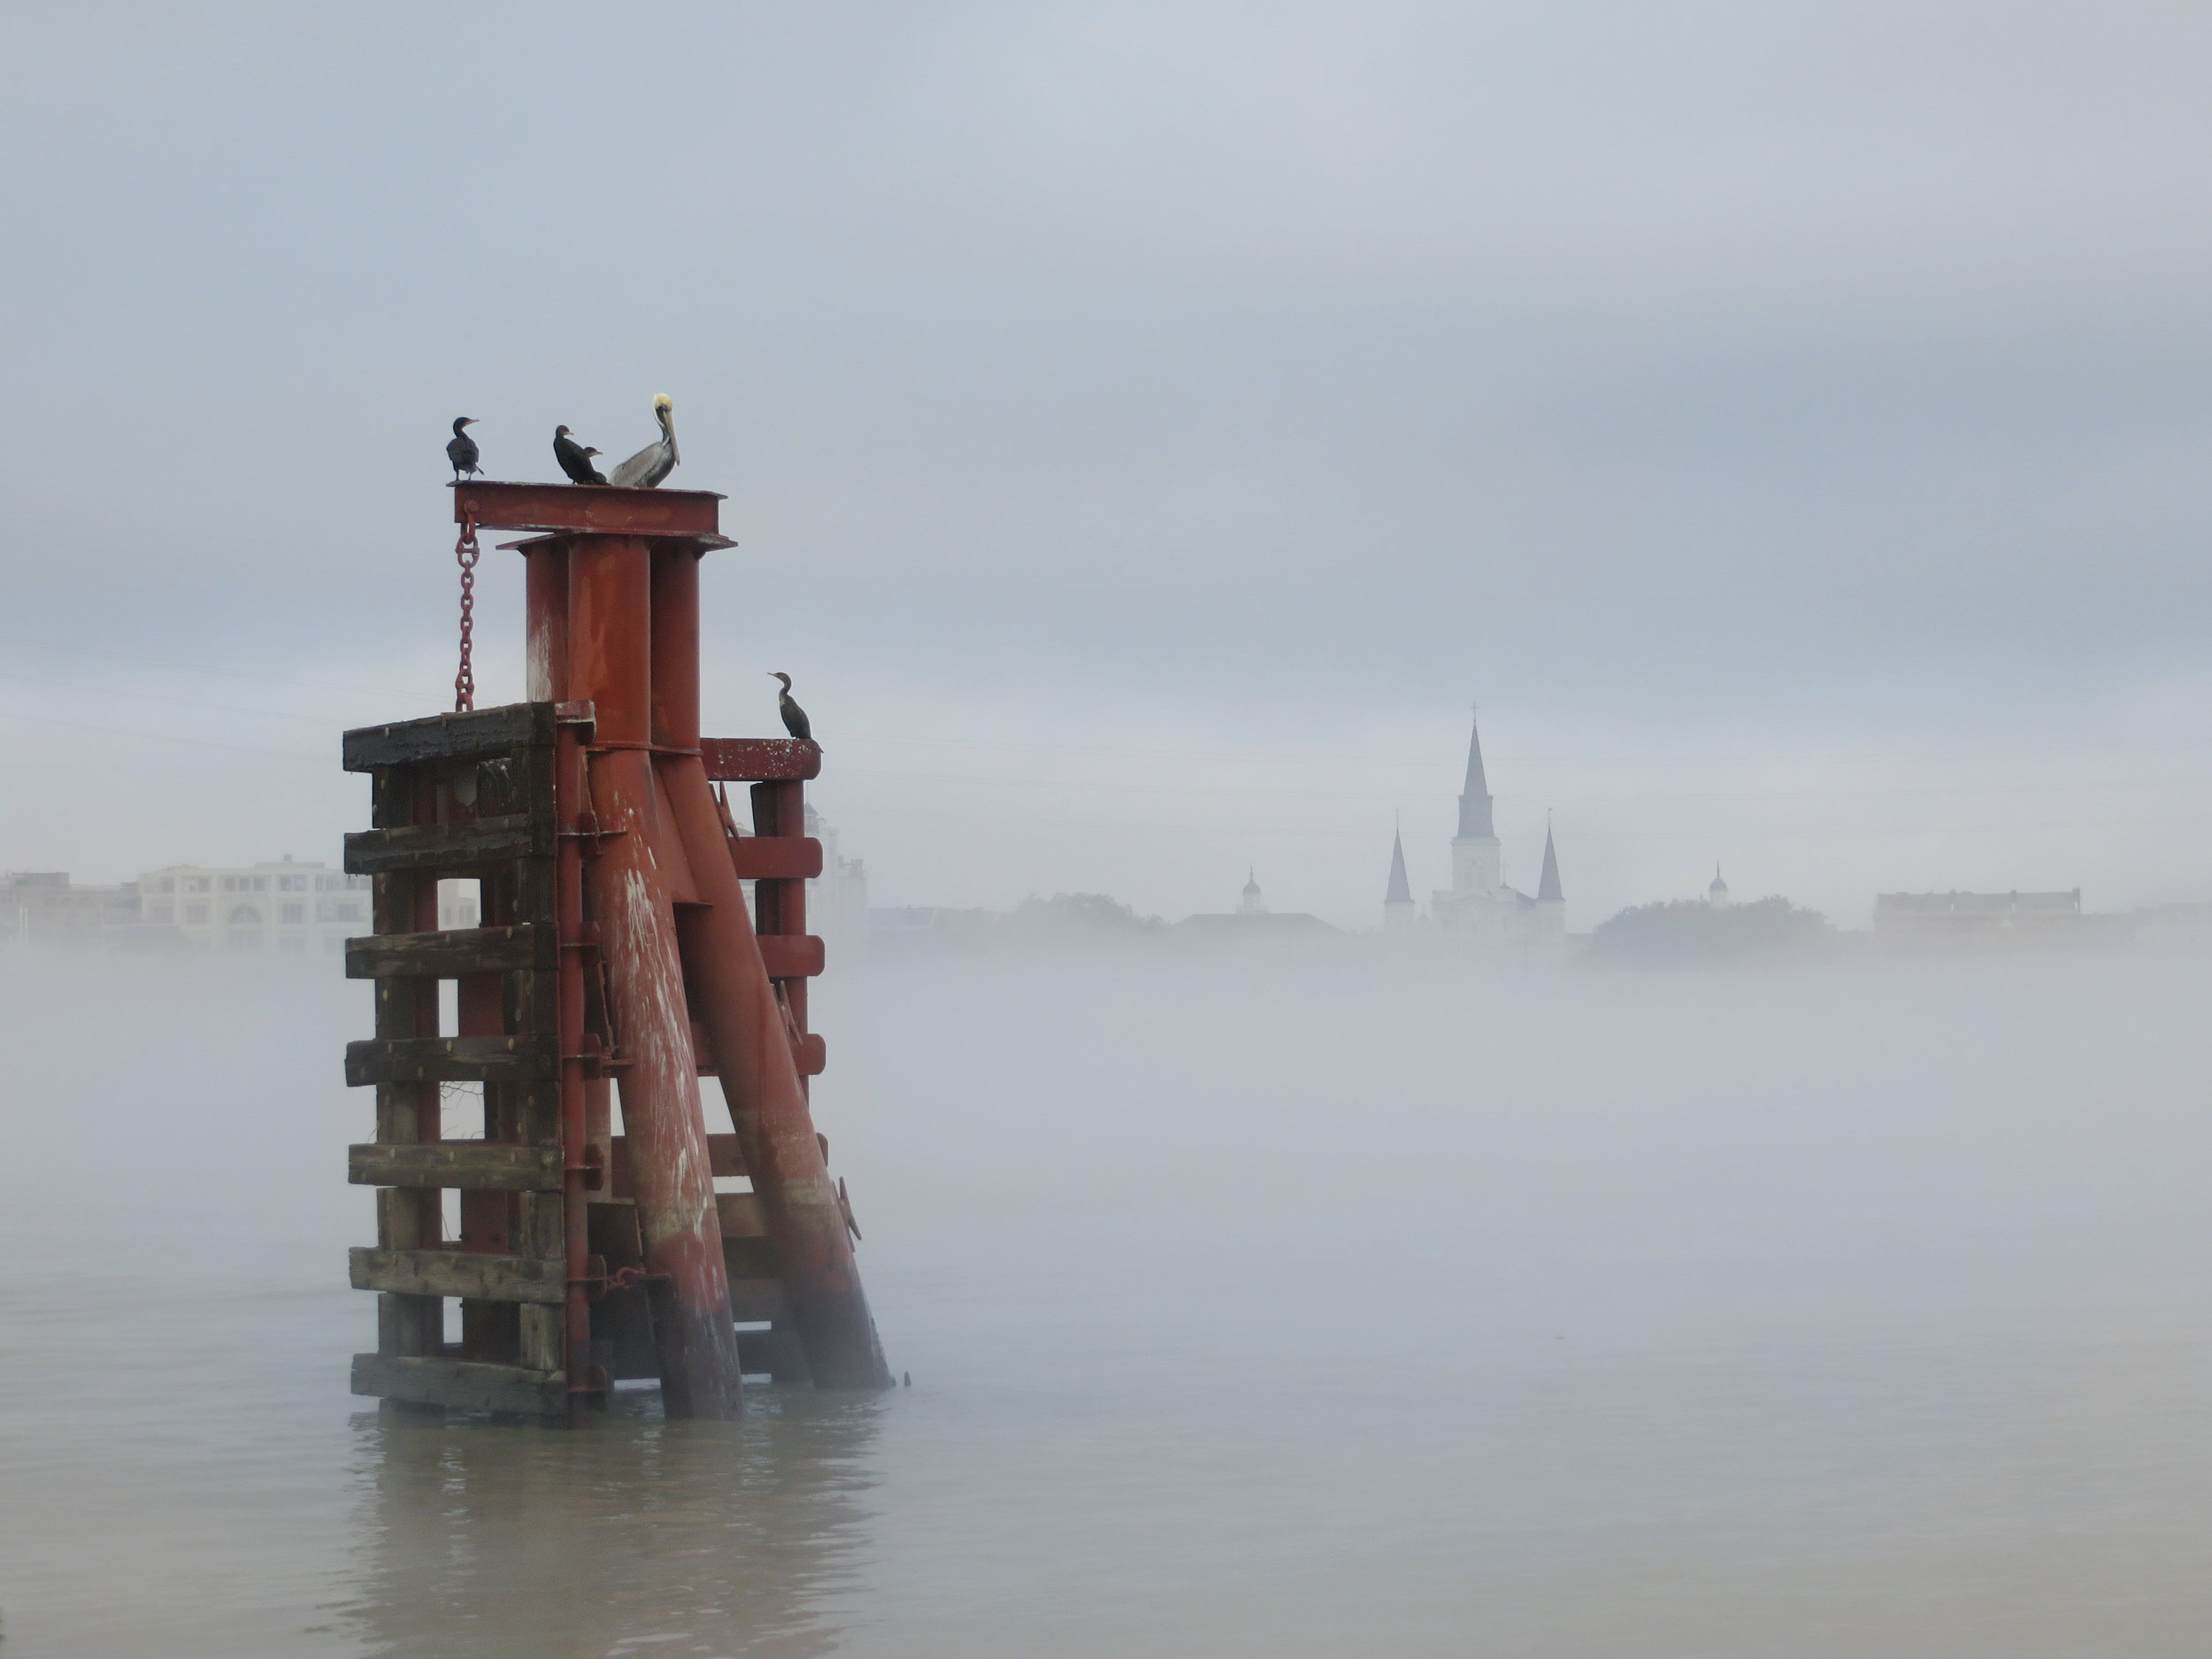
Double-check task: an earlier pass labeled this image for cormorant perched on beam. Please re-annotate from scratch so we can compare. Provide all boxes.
[553,425,606,485]
[446,417,481,480]
[770,672,813,744]
[609,394,679,488]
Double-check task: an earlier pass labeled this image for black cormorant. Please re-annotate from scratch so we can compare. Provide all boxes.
[609,394,679,488]
[446,417,481,480]
[770,672,813,743]
[553,425,606,485]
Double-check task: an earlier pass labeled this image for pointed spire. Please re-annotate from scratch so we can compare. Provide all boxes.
[1455,703,1495,840]
[1538,814,1563,902]
[1386,826,1413,905]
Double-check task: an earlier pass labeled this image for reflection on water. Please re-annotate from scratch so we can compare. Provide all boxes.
[342,1396,881,1659]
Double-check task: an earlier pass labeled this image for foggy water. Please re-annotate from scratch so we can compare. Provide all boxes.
[5,948,2212,1656]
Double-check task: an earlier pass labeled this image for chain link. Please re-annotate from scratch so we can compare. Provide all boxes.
[453,511,481,712]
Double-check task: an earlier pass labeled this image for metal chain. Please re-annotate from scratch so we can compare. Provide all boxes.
[453,511,481,712]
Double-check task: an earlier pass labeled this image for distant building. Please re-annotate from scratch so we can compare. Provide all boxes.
[1176,872,1339,944]
[806,805,869,950]
[1,872,140,948]
[1873,889,2124,952]
[136,856,371,955]
[1416,708,1566,949]
[1707,865,1731,909]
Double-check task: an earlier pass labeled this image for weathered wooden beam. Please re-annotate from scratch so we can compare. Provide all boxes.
[346,1034,559,1087]
[343,703,556,772]
[757,935,825,979]
[345,922,555,979]
[725,836,824,880]
[349,1353,566,1415]
[349,1142,565,1191]
[344,814,551,875]
[701,736,820,782]
[349,1246,566,1303]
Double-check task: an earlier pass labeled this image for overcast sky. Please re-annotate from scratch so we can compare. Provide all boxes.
[4,4,2211,926]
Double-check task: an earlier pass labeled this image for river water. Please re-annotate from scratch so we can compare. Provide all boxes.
[4,948,2210,1656]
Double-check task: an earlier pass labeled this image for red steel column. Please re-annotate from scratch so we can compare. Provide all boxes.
[567,534,742,1419]
[651,548,891,1388]
[524,541,570,703]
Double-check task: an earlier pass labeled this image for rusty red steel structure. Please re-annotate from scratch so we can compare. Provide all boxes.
[342,480,890,1424]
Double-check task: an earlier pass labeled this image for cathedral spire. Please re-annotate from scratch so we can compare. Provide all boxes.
[1455,704,1495,840]
[1385,826,1413,905]
[1538,814,1563,902]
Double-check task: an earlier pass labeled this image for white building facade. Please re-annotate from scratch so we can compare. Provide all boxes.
[136,856,372,955]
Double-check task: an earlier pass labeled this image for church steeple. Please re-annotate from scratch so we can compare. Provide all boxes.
[1456,706,1495,841]
[1380,827,1416,902]
[1538,816,1563,902]
[1385,829,1413,905]
[1383,825,1417,931]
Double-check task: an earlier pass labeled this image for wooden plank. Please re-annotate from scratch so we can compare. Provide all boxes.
[346,1034,559,1087]
[702,736,821,782]
[346,922,554,979]
[518,1305,563,1374]
[350,1353,565,1415]
[344,815,549,875]
[343,703,554,772]
[350,1246,566,1304]
[726,836,824,880]
[610,1133,745,1195]
[349,1142,564,1191]
[758,934,825,979]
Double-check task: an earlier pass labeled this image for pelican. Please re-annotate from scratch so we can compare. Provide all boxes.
[609,393,679,488]
[553,425,606,485]
[769,672,813,743]
[446,417,481,480]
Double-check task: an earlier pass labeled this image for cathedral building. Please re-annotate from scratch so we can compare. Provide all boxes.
[1385,708,1567,948]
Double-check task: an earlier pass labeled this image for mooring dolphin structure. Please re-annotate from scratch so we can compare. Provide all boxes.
[342,478,889,1425]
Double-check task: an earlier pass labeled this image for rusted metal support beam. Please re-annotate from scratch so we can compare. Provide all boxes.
[455,480,726,540]
[565,534,742,1419]
[650,548,890,1389]
[702,737,821,782]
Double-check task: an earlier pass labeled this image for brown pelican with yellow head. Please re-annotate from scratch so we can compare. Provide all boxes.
[609,394,679,488]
